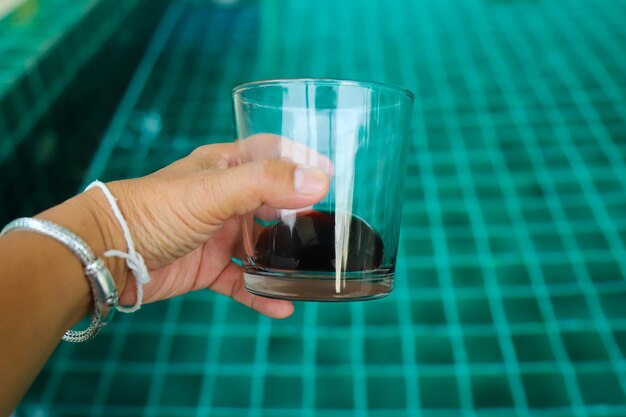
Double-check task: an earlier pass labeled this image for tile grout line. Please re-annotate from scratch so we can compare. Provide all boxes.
[81,2,183,185]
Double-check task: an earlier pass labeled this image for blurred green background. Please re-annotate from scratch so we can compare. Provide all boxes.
[2,0,626,415]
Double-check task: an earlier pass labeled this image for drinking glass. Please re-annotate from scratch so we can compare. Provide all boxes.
[233,79,414,301]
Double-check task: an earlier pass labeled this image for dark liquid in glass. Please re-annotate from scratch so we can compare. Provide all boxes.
[254,210,384,272]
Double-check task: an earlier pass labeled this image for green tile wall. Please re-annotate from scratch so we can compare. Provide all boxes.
[0,0,144,164]
[0,0,168,224]
[16,0,626,416]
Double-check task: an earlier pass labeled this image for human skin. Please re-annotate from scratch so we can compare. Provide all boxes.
[0,138,330,416]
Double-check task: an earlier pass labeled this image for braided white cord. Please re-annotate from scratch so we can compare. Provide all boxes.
[86,180,150,313]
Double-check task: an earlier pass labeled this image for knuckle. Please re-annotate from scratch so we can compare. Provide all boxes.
[189,144,215,157]
[197,175,230,221]
[189,144,232,170]
[200,171,252,221]
[255,159,295,188]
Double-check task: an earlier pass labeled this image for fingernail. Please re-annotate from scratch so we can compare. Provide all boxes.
[294,165,328,194]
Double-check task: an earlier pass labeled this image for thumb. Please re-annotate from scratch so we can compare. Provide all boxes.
[206,159,330,222]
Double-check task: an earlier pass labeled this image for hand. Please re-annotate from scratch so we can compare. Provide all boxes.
[86,135,331,318]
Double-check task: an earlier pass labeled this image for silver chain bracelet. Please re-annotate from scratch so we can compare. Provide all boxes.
[0,217,118,342]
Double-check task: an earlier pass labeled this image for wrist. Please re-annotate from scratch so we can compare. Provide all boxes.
[80,183,132,293]
[38,185,130,299]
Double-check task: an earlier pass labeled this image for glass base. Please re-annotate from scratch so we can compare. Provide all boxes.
[244,272,393,301]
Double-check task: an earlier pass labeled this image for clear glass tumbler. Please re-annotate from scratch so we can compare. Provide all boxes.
[233,79,414,301]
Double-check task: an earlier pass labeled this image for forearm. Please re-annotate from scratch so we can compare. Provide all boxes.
[0,190,126,416]
[0,140,319,414]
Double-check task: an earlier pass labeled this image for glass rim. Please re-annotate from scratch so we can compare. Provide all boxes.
[232,78,415,102]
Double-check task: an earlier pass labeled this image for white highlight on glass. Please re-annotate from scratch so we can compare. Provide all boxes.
[333,109,359,293]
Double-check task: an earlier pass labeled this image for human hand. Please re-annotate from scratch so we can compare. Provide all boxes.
[85,135,331,318]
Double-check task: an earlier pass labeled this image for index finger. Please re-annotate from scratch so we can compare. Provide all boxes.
[237,134,334,175]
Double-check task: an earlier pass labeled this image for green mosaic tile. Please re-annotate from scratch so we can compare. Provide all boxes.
[0,0,144,164]
[15,0,626,416]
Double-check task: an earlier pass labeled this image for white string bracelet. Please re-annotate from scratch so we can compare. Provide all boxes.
[85,180,151,313]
